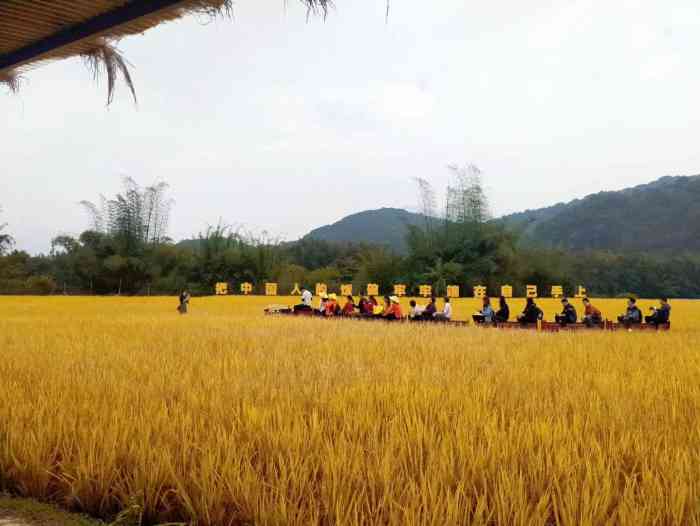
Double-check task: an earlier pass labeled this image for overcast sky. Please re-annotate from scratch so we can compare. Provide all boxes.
[3,0,700,254]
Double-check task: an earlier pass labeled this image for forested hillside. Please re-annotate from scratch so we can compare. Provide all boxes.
[499,175,700,250]
[303,208,426,254]
[2,174,700,298]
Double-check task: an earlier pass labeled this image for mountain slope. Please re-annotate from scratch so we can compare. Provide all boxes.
[303,208,426,253]
[498,175,700,250]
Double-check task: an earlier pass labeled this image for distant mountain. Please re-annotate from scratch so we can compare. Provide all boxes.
[178,176,700,254]
[303,208,426,253]
[176,238,201,251]
[498,175,700,251]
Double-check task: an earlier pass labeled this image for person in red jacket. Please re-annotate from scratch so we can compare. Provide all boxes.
[341,295,356,316]
[384,296,403,320]
[324,293,339,316]
[582,297,603,327]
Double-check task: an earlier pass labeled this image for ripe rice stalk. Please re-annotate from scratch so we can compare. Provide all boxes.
[0,296,698,525]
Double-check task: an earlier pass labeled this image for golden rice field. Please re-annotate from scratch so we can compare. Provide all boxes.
[1,296,699,525]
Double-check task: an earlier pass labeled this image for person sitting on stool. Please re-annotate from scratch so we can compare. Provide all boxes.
[581,297,603,327]
[645,298,671,326]
[554,298,577,326]
[472,296,495,324]
[617,297,642,327]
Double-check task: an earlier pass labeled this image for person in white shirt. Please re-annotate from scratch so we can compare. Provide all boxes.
[301,288,312,306]
[434,296,452,321]
[293,287,314,312]
[408,299,424,320]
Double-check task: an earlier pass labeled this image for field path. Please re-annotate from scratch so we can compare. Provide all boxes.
[0,498,100,526]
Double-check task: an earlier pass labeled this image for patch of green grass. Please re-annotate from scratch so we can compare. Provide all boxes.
[0,494,103,526]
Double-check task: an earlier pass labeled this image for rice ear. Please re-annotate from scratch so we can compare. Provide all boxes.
[81,39,137,106]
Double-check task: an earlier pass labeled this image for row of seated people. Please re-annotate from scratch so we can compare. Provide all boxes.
[293,289,453,321]
[471,296,671,327]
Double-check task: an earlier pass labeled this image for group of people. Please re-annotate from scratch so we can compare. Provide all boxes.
[471,295,671,327]
[294,288,672,327]
[618,296,671,326]
[294,288,453,321]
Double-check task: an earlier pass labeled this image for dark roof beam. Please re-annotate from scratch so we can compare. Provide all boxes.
[0,0,188,74]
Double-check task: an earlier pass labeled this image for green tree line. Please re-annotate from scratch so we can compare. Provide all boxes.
[2,175,700,298]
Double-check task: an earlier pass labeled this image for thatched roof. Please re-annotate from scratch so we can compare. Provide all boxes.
[0,0,333,103]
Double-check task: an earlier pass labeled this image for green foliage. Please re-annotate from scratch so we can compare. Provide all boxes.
[3,176,700,298]
[271,263,308,295]
[0,208,14,256]
[80,177,173,257]
[498,175,700,251]
[25,275,57,294]
[303,208,425,254]
[306,267,342,291]
[353,247,405,294]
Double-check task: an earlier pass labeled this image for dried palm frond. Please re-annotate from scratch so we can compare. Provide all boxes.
[81,39,137,107]
[297,0,333,20]
[0,71,22,94]
[186,0,234,18]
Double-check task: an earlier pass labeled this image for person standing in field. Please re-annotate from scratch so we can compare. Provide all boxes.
[582,297,603,327]
[178,289,190,314]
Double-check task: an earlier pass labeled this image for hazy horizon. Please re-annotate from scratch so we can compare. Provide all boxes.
[3,0,700,254]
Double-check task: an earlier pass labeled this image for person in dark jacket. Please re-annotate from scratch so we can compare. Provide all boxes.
[495,296,510,323]
[617,297,642,326]
[554,298,577,326]
[177,289,190,314]
[422,296,437,320]
[517,297,542,325]
[645,298,671,325]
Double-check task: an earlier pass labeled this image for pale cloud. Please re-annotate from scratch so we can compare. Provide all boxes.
[2,0,700,253]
